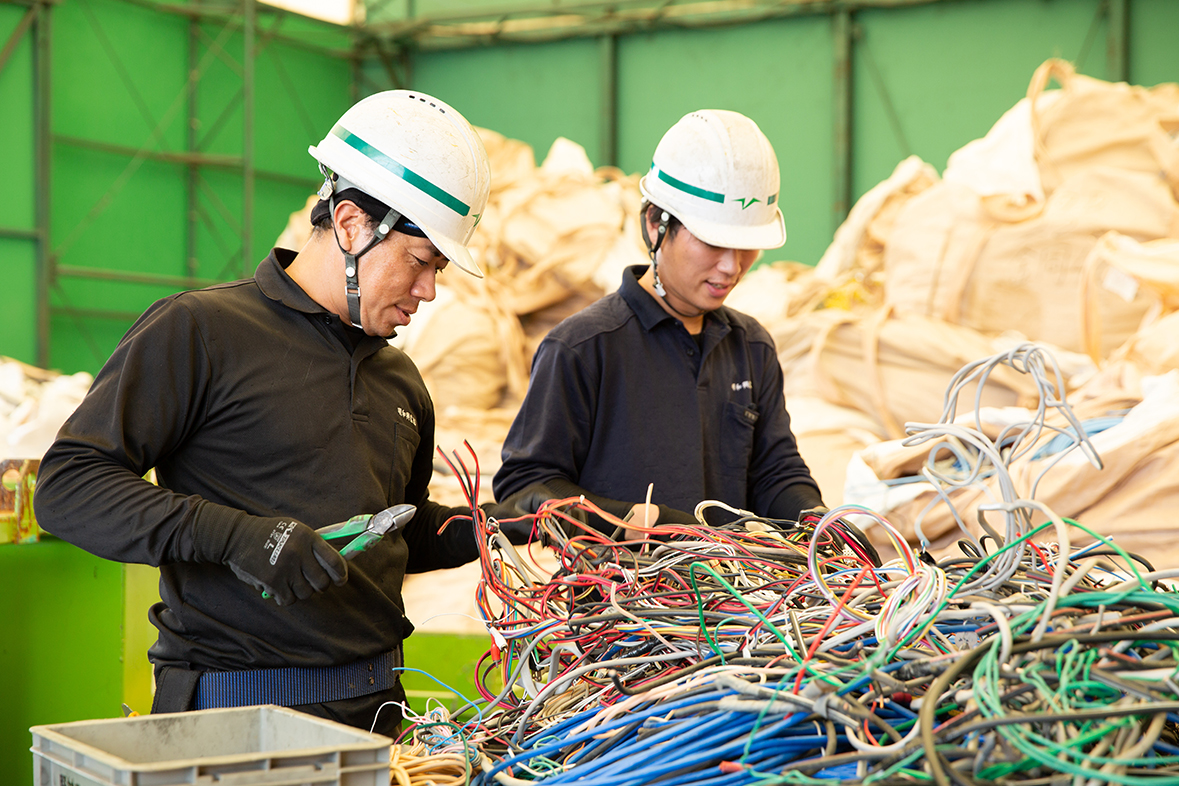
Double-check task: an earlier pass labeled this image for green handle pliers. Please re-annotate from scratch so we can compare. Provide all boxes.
[317,503,416,560]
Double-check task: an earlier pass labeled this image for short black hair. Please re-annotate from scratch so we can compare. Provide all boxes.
[643,201,683,245]
[309,188,387,232]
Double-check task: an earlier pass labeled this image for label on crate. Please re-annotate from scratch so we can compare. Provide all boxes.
[39,759,104,786]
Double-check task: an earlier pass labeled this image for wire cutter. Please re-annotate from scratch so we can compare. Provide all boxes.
[317,503,416,560]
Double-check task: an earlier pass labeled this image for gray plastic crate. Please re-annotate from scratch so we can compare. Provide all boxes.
[30,705,392,786]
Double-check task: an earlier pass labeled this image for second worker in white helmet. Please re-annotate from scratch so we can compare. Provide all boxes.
[495,110,827,534]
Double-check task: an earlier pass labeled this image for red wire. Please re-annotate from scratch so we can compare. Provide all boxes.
[794,565,871,692]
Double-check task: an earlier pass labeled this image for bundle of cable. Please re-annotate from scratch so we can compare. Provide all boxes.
[410,343,1179,784]
[424,476,1179,784]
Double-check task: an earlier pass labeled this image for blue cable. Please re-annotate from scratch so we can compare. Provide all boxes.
[559,711,755,781]
[544,713,811,786]
[485,690,735,782]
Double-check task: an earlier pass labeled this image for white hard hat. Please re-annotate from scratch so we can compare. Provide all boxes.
[308,90,491,277]
[639,109,786,251]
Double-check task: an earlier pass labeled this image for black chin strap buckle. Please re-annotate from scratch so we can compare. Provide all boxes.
[327,189,402,330]
[344,252,362,328]
[646,210,671,297]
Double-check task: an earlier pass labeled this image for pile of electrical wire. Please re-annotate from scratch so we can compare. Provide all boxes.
[401,344,1179,785]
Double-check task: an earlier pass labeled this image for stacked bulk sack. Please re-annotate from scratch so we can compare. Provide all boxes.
[768,58,1179,514]
[830,61,1179,565]
[883,59,1179,361]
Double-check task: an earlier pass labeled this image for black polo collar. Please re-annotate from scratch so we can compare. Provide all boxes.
[618,264,733,334]
[255,248,332,316]
[254,248,391,347]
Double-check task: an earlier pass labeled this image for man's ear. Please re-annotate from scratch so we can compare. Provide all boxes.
[331,200,370,252]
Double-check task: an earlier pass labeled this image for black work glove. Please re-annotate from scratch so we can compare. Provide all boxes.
[798,506,829,527]
[482,483,557,545]
[653,505,699,528]
[203,516,349,606]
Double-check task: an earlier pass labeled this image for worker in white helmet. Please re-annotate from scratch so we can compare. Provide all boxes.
[35,91,514,734]
[495,110,831,537]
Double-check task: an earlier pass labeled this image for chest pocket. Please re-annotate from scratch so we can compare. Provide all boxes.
[719,400,759,472]
[387,424,421,504]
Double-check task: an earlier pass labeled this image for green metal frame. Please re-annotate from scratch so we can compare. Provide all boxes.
[4,0,356,369]
[0,0,50,366]
[362,0,1135,225]
[0,0,1142,367]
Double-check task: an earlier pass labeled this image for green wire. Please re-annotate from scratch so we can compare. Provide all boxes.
[689,561,804,664]
[970,626,1179,779]
[405,719,474,786]
[865,746,935,783]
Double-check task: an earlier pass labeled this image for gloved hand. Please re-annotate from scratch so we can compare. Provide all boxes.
[221,517,349,606]
[798,506,829,526]
[482,483,557,545]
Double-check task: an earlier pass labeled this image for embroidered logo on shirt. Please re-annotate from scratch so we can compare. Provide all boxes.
[731,380,752,391]
[398,407,418,428]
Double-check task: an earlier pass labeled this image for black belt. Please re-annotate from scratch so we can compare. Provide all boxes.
[192,647,403,710]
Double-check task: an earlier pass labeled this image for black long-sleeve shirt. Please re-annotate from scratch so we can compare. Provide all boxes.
[34,249,478,673]
[494,265,820,521]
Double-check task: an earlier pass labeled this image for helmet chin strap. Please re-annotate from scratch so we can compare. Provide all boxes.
[640,205,706,321]
[320,167,402,330]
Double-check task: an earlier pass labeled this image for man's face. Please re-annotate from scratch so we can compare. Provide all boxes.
[650,217,760,315]
[356,229,448,336]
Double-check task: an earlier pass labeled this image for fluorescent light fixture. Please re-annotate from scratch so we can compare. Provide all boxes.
[261,0,356,25]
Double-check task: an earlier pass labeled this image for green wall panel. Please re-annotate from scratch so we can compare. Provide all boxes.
[192,21,247,161]
[48,312,136,373]
[0,5,37,366]
[53,0,188,151]
[34,0,354,375]
[410,38,602,167]
[52,146,187,278]
[49,142,186,370]
[851,0,1109,199]
[1130,0,1179,88]
[616,17,835,267]
[0,5,36,232]
[254,41,355,175]
[0,241,37,364]
[256,178,320,250]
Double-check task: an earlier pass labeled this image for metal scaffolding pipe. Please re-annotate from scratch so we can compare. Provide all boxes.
[372,0,953,49]
[1107,0,1129,83]
[242,0,256,277]
[832,7,852,228]
[51,135,318,188]
[50,305,150,323]
[34,0,51,368]
[599,33,617,168]
[0,4,36,76]
[54,264,219,290]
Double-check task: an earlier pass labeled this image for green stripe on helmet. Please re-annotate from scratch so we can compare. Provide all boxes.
[653,165,725,204]
[332,125,471,217]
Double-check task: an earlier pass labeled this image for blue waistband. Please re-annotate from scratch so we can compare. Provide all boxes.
[194,647,403,710]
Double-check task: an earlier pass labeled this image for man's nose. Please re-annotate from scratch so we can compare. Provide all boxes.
[716,248,740,274]
[414,269,437,302]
